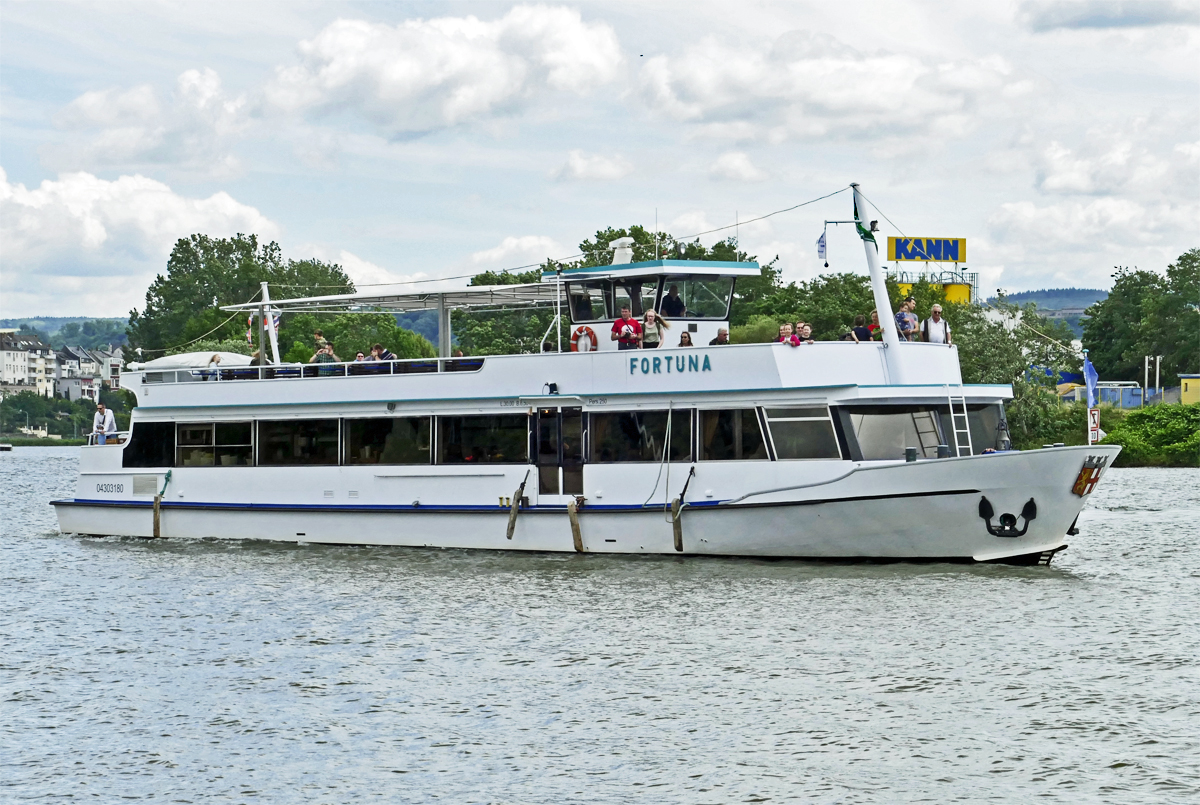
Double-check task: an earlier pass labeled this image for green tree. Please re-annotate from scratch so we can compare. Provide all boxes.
[127,234,354,354]
[1081,266,1162,382]
[1135,249,1199,387]
[280,313,435,363]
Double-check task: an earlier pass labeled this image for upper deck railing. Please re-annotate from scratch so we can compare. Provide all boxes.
[142,357,485,385]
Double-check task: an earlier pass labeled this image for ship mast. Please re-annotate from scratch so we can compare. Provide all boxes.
[851,183,904,382]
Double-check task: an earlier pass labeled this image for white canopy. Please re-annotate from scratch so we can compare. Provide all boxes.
[132,351,253,371]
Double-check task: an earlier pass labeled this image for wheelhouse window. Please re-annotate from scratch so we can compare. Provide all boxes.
[568,281,610,323]
[764,407,842,460]
[590,410,692,463]
[937,403,1008,455]
[842,406,943,460]
[437,415,528,464]
[123,421,175,468]
[175,422,253,466]
[258,420,339,466]
[613,278,659,318]
[700,409,767,461]
[344,417,431,465]
[660,276,734,319]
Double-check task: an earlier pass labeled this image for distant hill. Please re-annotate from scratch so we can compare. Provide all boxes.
[0,317,128,350]
[986,288,1108,310]
[983,288,1108,338]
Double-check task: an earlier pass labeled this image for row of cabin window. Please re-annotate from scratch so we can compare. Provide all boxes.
[123,408,843,468]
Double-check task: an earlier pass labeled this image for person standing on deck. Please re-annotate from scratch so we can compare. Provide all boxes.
[92,402,116,445]
[896,297,918,341]
[921,305,952,345]
[611,306,642,350]
[641,310,669,349]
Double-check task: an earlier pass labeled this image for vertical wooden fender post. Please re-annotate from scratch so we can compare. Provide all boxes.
[506,469,531,540]
[567,499,585,552]
[671,498,684,552]
[153,470,172,539]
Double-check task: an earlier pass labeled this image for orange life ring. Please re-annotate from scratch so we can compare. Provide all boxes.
[570,325,598,352]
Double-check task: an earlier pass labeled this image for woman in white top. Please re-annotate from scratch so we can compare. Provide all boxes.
[640,309,670,349]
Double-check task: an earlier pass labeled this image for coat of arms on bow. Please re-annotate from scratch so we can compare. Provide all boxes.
[1071,455,1109,497]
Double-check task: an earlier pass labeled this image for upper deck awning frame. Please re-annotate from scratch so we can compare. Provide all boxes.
[541,259,761,282]
[220,259,765,360]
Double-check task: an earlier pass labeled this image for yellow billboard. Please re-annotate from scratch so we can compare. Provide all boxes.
[888,237,966,262]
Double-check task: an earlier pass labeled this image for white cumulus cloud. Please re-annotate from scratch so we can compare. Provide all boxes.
[48,68,247,172]
[709,152,769,182]
[0,167,277,315]
[554,150,632,181]
[470,235,566,268]
[640,30,1030,144]
[265,6,622,134]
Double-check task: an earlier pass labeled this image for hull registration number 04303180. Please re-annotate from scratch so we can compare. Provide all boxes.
[96,483,124,494]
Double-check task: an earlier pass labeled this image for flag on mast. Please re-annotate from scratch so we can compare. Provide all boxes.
[816,231,826,260]
[1083,354,1099,408]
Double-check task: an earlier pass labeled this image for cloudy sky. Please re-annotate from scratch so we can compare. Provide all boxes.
[1,0,1197,317]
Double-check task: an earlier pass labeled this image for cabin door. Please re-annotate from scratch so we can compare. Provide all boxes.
[536,407,584,497]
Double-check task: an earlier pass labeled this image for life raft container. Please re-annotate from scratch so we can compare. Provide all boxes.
[570,325,598,352]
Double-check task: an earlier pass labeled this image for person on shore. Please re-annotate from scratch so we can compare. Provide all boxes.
[92,402,116,445]
[678,332,694,347]
[660,285,686,318]
[777,324,800,347]
[641,310,669,349]
[369,343,397,361]
[611,306,642,350]
[896,297,918,341]
[851,315,873,343]
[709,328,729,345]
[921,305,952,345]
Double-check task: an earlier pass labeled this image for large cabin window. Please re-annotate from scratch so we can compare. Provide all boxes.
[763,407,842,460]
[660,276,734,319]
[258,420,339,465]
[700,409,768,460]
[590,410,692,463]
[122,422,175,468]
[344,417,431,465]
[437,415,528,464]
[842,406,943,460]
[175,422,254,466]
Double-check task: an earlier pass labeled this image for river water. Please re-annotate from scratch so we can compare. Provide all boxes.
[2,447,1197,804]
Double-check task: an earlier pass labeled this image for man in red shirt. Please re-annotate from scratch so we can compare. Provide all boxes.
[611,306,642,350]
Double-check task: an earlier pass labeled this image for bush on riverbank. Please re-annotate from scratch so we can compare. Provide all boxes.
[1100,403,1199,467]
[0,436,87,446]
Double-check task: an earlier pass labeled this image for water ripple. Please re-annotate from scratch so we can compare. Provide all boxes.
[2,448,1198,803]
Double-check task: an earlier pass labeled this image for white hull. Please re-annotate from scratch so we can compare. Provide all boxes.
[54,446,1118,563]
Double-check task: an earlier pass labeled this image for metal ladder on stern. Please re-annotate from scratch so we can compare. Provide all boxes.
[945,385,974,457]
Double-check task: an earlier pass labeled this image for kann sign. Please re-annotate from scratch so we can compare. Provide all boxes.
[887,237,967,262]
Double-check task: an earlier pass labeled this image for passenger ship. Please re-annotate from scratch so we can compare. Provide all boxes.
[54,186,1119,563]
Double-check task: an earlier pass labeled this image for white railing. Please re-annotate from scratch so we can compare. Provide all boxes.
[87,431,129,446]
[140,356,487,385]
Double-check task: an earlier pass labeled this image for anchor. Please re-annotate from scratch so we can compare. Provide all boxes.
[978,496,1036,538]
